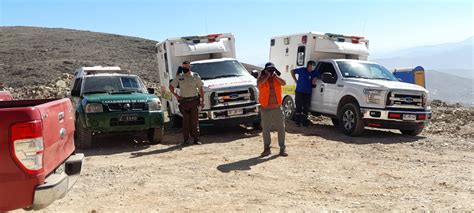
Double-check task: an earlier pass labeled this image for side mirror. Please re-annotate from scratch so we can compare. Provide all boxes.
[322,73,334,83]
[147,88,155,94]
[71,90,80,97]
[251,70,259,78]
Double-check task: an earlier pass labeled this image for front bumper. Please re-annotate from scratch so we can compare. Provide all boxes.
[198,105,260,126]
[83,111,164,132]
[31,153,84,210]
[361,107,432,129]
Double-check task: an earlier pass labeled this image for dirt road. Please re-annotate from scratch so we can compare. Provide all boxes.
[26,120,474,212]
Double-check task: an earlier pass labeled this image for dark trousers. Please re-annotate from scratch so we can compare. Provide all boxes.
[179,98,200,142]
[295,92,311,125]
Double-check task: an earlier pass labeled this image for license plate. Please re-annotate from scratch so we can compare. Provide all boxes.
[119,114,138,122]
[403,114,416,121]
[228,109,243,116]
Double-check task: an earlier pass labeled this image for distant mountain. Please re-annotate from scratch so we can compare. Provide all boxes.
[425,70,473,106]
[373,36,473,79]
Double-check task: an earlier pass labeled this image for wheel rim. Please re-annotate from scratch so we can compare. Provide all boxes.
[342,110,355,130]
[283,98,294,118]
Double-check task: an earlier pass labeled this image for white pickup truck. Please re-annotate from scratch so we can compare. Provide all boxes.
[270,32,432,136]
[310,59,431,136]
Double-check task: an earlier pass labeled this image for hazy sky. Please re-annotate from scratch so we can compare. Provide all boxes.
[1,0,473,65]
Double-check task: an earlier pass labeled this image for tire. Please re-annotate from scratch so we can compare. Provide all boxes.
[74,116,93,149]
[331,118,340,127]
[282,96,295,120]
[147,127,164,144]
[339,103,365,136]
[400,127,424,136]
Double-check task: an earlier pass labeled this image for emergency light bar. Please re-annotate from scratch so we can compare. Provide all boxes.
[182,34,224,43]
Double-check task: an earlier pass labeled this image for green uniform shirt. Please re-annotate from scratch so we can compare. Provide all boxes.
[170,72,204,98]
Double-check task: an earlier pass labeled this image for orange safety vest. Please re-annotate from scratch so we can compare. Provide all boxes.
[258,78,282,108]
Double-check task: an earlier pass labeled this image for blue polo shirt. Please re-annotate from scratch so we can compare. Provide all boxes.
[295,67,320,94]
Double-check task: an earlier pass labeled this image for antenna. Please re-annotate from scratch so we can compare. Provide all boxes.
[204,14,208,34]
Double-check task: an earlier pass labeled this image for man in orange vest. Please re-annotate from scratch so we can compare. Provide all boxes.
[258,62,287,157]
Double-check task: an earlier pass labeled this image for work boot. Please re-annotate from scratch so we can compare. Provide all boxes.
[279,149,288,157]
[194,140,202,145]
[260,147,271,157]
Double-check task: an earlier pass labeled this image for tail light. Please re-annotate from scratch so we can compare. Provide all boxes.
[10,120,44,175]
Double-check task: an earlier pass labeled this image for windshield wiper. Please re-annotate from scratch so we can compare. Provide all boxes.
[344,75,370,79]
[83,91,109,94]
[110,89,142,94]
[212,74,242,79]
[372,77,393,81]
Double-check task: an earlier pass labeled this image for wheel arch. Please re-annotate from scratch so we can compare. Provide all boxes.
[337,95,360,117]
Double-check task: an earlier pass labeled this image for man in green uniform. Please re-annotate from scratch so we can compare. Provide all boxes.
[169,62,204,146]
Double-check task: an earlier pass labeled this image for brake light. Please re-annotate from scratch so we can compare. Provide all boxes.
[388,113,401,119]
[10,120,44,175]
[208,34,222,42]
[351,36,364,44]
[302,35,307,44]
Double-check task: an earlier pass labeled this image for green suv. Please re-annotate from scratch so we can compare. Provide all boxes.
[71,66,164,148]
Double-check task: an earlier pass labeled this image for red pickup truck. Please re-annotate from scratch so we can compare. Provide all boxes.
[0,98,84,211]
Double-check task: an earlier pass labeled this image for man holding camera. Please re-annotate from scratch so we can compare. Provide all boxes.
[257,62,287,157]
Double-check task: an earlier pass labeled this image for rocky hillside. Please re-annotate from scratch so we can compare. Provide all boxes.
[0,26,259,87]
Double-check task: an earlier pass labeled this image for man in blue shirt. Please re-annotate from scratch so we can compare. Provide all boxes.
[291,60,319,127]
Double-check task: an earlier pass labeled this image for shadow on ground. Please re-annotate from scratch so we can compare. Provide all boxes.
[285,119,425,144]
[217,155,279,173]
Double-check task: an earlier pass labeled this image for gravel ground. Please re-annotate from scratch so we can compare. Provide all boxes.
[14,119,473,212]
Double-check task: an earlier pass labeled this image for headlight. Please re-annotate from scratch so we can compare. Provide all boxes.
[149,99,162,111]
[363,89,384,105]
[85,103,103,113]
[422,93,430,107]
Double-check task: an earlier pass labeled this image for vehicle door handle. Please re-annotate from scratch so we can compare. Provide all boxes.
[337,84,344,88]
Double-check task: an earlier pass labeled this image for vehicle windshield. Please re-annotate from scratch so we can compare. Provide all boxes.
[191,60,250,80]
[337,61,398,81]
[82,75,147,94]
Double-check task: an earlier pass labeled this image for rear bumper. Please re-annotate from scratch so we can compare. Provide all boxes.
[31,153,84,210]
[361,107,431,130]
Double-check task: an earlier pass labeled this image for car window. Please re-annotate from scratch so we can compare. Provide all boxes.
[317,62,338,84]
[191,60,250,80]
[337,61,398,81]
[82,76,145,94]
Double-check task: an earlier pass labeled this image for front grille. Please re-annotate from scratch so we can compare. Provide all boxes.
[212,88,253,107]
[110,117,145,126]
[388,91,423,108]
[105,103,148,112]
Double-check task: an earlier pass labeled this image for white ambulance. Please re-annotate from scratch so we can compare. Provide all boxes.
[156,33,260,128]
[270,32,432,136]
